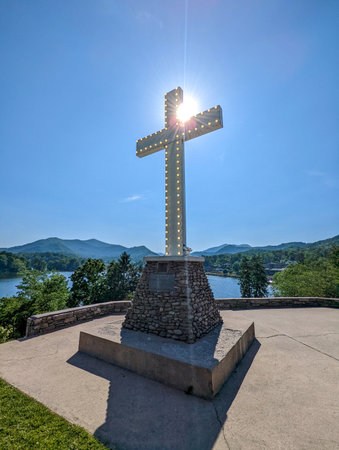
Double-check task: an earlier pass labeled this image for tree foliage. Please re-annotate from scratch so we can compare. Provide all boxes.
[251,255,268,297]
[0,324,15,344]
[272,247,339,298]
[69,253,141,307]
[239,256,252,297]
[239,255,268,298]
[16,271,69,313]
[203,246,337,277]
[22,252,85,272]
[102,252,141,302]
[0,251,85,276]
[69,259,106,307]
[0,251,29,275]
[0,296,32,340]
[0,271,69,340]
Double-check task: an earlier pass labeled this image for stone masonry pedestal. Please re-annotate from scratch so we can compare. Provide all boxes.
[122,256,223,343]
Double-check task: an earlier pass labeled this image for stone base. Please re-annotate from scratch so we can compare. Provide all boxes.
[122,256,222,343]
[79,318,255,400]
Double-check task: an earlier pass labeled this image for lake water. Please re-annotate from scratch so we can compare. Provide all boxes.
[0,273,242,299]
[0,272,74,299]
[207,275,241,298]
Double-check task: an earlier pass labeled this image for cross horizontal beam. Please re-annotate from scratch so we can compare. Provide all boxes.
[136,129,167,158]
[136,105,222,158]
[182,105,223,143]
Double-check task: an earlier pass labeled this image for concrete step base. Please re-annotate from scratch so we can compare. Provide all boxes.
[79,318,255,400]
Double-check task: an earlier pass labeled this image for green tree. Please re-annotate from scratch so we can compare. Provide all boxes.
[239,255,268,298]
[0,271,69,341]
[239,256,252,297]
[272,259,339,298]
[103,252,141,301]
[17,271,69,313]
[69,259,106,307]
[20,252,84,272]
[0,325,15,344]
[0,254,8,272]
[0,251,28,275]
[251,255,268,297]
[0,296,33,339]
[35,273,69,312]
[328,246,339,269]
[31,256,47,271]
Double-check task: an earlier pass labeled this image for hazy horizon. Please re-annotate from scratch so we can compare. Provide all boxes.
[1,232,337,254]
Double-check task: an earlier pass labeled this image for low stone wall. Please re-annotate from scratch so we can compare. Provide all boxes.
[215,297,339,309]
[25,297,339,338]
[26,301,130,337]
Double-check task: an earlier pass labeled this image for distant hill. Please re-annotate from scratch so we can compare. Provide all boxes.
[250,235,339,254]
[192,235,339,256]
[0,238,158,262]
[192,244,251,256]
[308,235,339,249]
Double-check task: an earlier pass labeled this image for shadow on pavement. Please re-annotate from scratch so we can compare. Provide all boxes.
[67,338,260,450]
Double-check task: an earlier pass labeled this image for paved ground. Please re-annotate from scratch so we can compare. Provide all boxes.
[0,308,338,450]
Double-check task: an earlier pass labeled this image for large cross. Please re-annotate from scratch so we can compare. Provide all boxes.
[136,87,223,256]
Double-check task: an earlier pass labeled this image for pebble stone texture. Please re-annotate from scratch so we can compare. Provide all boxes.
[122,258,223,343]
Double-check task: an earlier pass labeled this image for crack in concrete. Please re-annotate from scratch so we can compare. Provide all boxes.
[287,335,339,362]
[258,332,339,339]
[257,334,286,339]
[212,403,231,450]
[295,332,339,338]
[258,334,339,362]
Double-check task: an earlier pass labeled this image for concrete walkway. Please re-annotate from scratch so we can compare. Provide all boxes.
[0,308,338,450]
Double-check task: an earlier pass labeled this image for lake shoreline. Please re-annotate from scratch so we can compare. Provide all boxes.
[0,273,25,280]
[205,272,238,279]
[1,273,243,299]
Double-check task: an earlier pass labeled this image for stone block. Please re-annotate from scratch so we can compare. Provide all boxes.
[64,317,75,324]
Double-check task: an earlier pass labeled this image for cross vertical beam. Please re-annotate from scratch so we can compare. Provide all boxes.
[164,88,186,256]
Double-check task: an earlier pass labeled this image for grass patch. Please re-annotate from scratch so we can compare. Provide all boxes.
[0,378,108,449]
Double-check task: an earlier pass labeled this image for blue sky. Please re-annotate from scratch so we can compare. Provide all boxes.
[1,0,338,252]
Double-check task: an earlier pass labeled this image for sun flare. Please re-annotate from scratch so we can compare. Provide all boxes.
[176,96,199,123]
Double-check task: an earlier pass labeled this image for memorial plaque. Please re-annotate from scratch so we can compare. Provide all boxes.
[157,262,168,272]
[149,273,175,291]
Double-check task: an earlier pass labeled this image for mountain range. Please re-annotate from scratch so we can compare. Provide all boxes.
[0,238,158,262]
[191,235,339,256]
[1,235,338,261]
